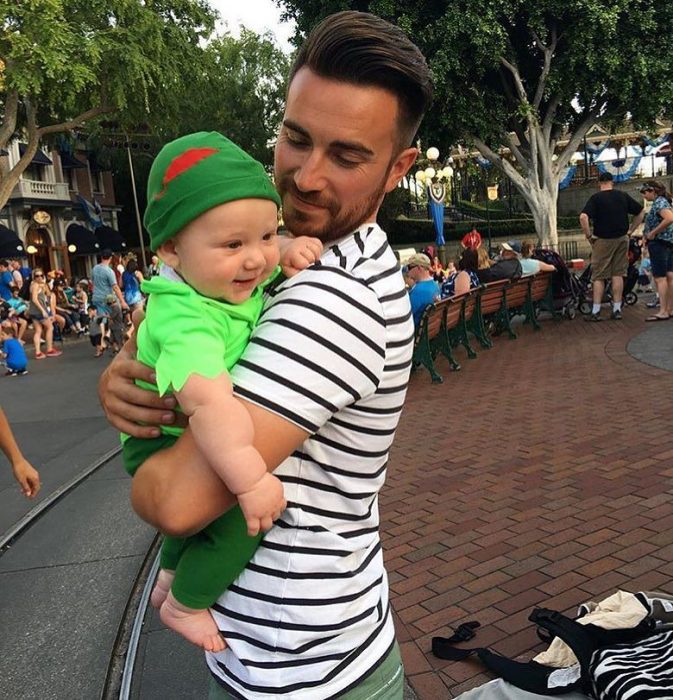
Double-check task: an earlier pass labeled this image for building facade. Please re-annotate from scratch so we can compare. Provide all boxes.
[0,140,124,280]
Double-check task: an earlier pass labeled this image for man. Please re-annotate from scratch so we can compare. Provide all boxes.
[91,248,127,312]
[99,11,432,699]
[407,253,440,325]
[579,173,645,321]
[486,240,523,281]
[9,260,23,294]
[0,260,15,301]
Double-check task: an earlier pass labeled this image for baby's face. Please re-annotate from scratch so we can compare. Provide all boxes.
[167,198,280,304]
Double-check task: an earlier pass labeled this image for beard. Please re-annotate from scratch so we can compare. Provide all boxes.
[277,173,389,244]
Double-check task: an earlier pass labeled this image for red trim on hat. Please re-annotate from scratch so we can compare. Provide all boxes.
[155,147,219,199]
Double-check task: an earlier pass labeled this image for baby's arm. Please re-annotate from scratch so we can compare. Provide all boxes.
[175,373,286,536]
[278,235,323,277]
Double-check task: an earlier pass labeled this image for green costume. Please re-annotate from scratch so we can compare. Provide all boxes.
[123,274,270,608]
[122,130,282,610]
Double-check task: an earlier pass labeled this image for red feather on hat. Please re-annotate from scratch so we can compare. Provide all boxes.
[155,147,219,199]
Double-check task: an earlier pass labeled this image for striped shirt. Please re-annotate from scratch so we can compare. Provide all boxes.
[207,223,414,698]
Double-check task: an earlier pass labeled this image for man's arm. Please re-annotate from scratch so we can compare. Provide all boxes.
[579,212,592,240]
[130,400,308,536]
[628,209,645,235]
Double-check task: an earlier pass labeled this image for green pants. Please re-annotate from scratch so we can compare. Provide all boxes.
[207,642,404,700]
[123,435,261,608]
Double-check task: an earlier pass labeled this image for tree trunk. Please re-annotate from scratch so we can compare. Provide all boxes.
[0,140,40,211]
[522,183,559,250]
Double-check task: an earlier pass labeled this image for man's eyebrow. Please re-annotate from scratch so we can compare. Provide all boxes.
[283,119,374,157]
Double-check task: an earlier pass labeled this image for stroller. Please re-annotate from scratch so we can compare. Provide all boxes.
[532,248,581,319]
[576,237,641,314]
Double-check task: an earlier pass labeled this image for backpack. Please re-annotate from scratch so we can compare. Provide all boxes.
[432,593,673,699]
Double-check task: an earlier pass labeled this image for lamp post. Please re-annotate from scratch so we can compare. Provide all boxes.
[486,184,499,255]
[414,147,452,265]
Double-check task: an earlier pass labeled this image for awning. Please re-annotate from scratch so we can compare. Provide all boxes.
[66,224,100,256]
[95,225,127,253]
[19,143,53,166]
[60,151,86,169]
[0,224,25,258]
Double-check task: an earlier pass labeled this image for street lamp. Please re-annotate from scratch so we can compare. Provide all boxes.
[486,184,499,255]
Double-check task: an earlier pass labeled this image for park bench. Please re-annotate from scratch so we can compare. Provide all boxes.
[527,271,555,321]
[467,279,508,349]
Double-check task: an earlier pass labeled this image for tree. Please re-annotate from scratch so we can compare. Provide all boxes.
[277,0,673,246]
[0,0,217,210]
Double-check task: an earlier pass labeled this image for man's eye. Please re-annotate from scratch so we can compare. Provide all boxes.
[334,154,360,168]
[287,134,309,148]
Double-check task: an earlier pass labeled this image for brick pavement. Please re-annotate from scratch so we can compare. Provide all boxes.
[382,304,673,698]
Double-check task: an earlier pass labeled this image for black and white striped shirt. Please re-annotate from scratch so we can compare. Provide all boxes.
[207,223,414,698]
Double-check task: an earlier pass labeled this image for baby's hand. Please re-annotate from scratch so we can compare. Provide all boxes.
[279,235,323,277]
[237,472,287,536]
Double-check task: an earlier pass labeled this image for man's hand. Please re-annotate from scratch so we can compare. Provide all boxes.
[98,341,178,438]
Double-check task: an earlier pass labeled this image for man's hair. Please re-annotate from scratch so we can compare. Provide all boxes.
[598,172,613,183]
[0,259,8,268]
[289,11,433,150]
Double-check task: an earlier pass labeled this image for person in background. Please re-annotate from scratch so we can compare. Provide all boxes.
[73,282,89,328]
[407,253,440,326]
[0,405,40,497]
[487,240,523,280]
[92,249,128,314]
[476,246,493,283]
[640,181,673,321]
[579,172,645,321]
[105,294,126,353]
[1,323,28,376]
[122,259,145,314]
[146,254,161,278]
[28,268,61,359]
[461,229,482,250]
[520,241,557,276]
[0,259,15,301]
[6,289,28,342]
[10,260,23,293]
[53,279,85,335]
[87,305,106,357]
[441,248,480,297]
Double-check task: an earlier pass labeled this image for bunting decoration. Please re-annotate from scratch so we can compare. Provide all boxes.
[78,195,104,229]
[585,140,610,158]
[558,165,577,190]
[596,156,642,183]
[427,183,446,247]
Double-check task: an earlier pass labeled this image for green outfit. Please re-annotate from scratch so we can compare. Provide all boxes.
[123,273,269,608]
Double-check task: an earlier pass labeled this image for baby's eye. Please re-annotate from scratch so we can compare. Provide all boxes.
[226,240,242,250]
[262,231,277,241]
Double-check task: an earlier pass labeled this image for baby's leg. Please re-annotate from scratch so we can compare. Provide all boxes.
[160,591,226,652]
[150,568,175,609]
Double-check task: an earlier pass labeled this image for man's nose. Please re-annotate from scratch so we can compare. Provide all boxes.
[293,151,326,193]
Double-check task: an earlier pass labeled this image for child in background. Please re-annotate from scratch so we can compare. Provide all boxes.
[105,294,126,353]
[74,282,89,329]
[0,323,28,376]
[87,305,106,357]
[122,131,322,652]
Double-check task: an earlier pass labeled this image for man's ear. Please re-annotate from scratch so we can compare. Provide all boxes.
[384,147,419,193]
[156,239,179,269]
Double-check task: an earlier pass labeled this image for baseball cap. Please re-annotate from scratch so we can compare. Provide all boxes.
[406,253,432,269]
[501,240,522,255]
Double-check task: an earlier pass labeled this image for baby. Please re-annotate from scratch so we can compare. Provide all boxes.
[122,132,322,652]
[1,323,28,376]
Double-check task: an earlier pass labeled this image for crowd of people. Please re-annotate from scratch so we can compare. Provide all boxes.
[405,232,556,328]
[0,250,160,376]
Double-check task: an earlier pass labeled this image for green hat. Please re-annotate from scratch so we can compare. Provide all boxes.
[144,131,281,250]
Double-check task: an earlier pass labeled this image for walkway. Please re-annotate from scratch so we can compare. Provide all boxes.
[384,304,673,698]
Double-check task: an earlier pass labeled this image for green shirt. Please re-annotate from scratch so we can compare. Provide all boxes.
[136,274,267,437]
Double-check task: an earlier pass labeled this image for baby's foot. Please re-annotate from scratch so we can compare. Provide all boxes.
[150,569,175,609]
[160,591,227,652]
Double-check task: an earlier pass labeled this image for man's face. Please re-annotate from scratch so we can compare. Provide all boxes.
[274,68,417,242]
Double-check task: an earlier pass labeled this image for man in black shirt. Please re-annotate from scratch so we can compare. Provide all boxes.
[580,173,644,320]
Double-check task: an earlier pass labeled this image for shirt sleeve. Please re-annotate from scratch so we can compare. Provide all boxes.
[581,195,595,219]
[626,194,644,216]
[145,294,230,396]
[230,266,387,433]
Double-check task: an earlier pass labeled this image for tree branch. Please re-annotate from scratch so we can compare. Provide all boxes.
[37,104,116,137]
[500,56,529,107]
[542,94,561,142]
[556,109,597,172]
[0,89,19,150]
[503,132,528,170]
[532,26,557,111]
[472,136,527,191]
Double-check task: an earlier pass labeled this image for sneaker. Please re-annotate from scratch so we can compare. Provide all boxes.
[35,352,46,360]
[646,299,660,308]
[4,369,17,376]
[611,309,623,320]
[585,313,602,322]
[45,349,62,357]
[17,369,28,376]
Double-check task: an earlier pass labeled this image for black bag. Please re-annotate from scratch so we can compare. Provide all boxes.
[433,595,673,699]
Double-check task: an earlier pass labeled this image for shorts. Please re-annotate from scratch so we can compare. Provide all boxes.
[647,238,673,278]
[591,236,628,281]
[90,334,102,347]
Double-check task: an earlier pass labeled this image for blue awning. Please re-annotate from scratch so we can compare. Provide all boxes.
[95,225,127,253]
[60,152,86,169]
[0,224,25,258]
[66,224,100,256]
[19,143,53,166]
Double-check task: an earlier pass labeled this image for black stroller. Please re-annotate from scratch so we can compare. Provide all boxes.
[532,248,581,319]
[576,237,642,315]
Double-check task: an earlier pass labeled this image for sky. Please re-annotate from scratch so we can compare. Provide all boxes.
[210,0,296,52]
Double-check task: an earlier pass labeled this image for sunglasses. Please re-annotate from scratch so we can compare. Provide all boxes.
[641,188,654,193]
[34,274,45,278]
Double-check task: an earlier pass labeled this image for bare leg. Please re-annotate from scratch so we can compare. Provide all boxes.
[150,568,174,609]
[33,323,42,355]
[666,272,673,316]
[592,279,605,307]
[160,591,226,652]
[44,320,54,352]
[611,275,624,305]
[653,276,669,317]
[17,318,27,342]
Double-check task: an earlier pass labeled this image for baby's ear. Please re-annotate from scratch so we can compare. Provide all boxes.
[157,240,179,268]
